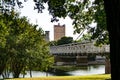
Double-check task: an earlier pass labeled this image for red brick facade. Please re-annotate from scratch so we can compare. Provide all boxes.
[54,23,65,41]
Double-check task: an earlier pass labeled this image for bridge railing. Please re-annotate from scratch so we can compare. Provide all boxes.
[50,42,110,55]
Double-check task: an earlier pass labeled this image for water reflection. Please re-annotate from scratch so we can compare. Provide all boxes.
[66,65,105,76]
[0,65,105,79]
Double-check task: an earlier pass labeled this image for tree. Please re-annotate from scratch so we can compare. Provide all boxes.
[49,41,57,46]
[57,36,73,45]
[0,12,12,77]
[48,0,119,79]
[77,33,92,42]
[0,11,54,78]
[103,1,120,79]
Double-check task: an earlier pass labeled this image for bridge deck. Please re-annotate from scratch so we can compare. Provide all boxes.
[50,41,110,55]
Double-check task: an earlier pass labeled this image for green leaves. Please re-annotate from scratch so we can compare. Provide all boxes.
[57,36,73,45]
[48,0,67,18]
[77,33,92,42]
[0,12,54,78]
[68,0,108,45]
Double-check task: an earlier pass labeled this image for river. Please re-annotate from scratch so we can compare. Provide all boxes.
[0,64,105,78]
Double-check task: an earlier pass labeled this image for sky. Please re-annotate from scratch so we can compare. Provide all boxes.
[19,0,80,41]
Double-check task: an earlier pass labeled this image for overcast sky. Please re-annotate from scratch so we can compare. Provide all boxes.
[19,0,80,41]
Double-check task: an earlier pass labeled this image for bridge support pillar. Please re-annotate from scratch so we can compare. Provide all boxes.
[54,55,64,65]
[54,55,62,62]
[105,59,111,74]
[76,55,88,65]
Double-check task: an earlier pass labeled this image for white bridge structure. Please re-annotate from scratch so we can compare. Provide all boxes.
[50,40,110,66]
[50,40,110,55]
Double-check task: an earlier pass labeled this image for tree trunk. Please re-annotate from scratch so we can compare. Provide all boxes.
[12,61,24,78]
[30,69,32,78]
[0,63,6,75]
[13,71,20,78]
[29,58,32,78]
[103,0,120,80]
[105,59,111,74]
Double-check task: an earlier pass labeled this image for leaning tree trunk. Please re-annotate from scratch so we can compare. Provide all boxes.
[12,63,23,78]
[104,0,120,80]
[0,63,6,76]
[11,60,24,78]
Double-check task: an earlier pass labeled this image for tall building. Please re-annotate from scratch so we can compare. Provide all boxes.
[54,23,65,41]
[45,31,50,42]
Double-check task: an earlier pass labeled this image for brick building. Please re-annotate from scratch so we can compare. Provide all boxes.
[54,23,65,41]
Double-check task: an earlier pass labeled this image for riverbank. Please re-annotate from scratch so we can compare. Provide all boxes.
[6,74,111,80]
[0,65,105,79]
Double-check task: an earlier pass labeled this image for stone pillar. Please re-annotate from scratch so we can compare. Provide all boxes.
[76,55,88,65]
[105,59,111,74]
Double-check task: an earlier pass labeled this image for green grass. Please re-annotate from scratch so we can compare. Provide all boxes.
[6,74,111,80]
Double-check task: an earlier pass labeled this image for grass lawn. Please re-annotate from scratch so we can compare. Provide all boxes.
[6,74,111,80]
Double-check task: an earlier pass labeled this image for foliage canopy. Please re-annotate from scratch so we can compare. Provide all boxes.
[0,11,54,78]
[0,0,109,45]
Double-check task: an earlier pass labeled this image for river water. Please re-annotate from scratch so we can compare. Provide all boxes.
[0,64,105,78]
[18,64,105,77]
[66,65,105,76]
